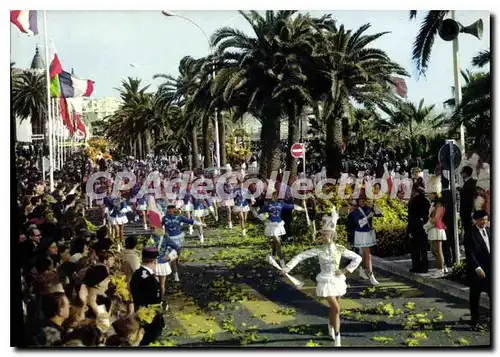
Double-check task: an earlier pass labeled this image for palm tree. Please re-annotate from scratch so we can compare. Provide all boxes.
[472,49,490,67]
[105,77,155,159]
[212,10,317,178]
[446,50,491,153]
[12,70,47,136]
[154,56,203,169]
[308,22,408,178]
[409,11,450,75]
[381,99,446,156]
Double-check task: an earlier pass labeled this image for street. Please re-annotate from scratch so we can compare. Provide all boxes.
[125,223,491,347]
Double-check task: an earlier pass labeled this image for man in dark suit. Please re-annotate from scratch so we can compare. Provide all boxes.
[464,210,491,326]
[130,247,165,345]
[459,166,476,238]
[441,177,456,267]
[407,180,431,273]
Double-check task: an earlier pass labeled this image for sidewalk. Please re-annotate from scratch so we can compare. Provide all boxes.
[372,252,490,310]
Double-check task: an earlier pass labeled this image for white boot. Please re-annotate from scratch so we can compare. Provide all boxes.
[334,333,341,347]
[174,272,180,282]
[242,229,246,237]
[359,267,369,280]
[328,324,335,339]
[199,235,204,243]
[368,272,379,286]
[228,221,233,229]
[188,226,194,235]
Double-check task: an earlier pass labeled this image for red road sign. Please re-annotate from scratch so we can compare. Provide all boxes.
[290,143,305,158]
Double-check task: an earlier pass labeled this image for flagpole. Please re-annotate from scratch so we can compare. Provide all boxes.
[52,100,59,170]
[51,98,55,170]
[59,107,63,169]
[59,109,62,169]
[54,98,57,170]
[43,10,54,191]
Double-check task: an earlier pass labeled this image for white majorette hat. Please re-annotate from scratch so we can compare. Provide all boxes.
[426,175,442,194]
[321,206,339,232]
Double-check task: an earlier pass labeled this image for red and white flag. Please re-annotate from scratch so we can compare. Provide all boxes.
[390,77,408,98]
[11,10,38,36]
[147,195,162,229]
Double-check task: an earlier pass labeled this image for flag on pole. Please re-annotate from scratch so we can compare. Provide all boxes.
[67,99,88,139]
[49,48,94,136]
[147,195,162,229]
[10,10,38,36]
[75,114,87,138]
[58,71,94,98]
[49,48,74,135]
[390,77,408,98]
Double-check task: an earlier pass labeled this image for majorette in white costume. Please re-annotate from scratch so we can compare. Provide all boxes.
[282,207,362,346]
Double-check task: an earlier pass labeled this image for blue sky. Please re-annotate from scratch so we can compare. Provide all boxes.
[11,10,490,109]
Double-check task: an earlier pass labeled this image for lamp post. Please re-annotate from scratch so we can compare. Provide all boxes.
[451,11,465,152]
[439,11,484,153]
[161,11,241,169]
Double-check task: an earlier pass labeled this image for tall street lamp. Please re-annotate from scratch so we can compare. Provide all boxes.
[161,10,220,168]
[438,12,484,152]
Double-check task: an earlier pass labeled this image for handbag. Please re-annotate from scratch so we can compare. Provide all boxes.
[358,207,376,242]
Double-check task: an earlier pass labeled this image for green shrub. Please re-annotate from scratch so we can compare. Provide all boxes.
[291,187,410,257]
[447,260,469,286]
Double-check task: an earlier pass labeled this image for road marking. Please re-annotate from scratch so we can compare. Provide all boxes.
[241,300,296,325]
[169,298,224,336]
[239,283,296,325]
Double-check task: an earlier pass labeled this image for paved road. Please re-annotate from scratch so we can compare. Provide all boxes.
[126,221,490,348]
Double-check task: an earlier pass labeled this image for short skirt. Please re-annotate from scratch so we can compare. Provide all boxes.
[265,221,286,237]
[113,215,129,226]
[428,227,447,241]
[169,233,185,248]
[182,203,194,212]
[175,200,184,209]
[316,275,347,297]
[193,209,209,218]
[354,230,376,248]
[221,199,235,207]
[137,204,147,211]
[155,262,172,276]
[233,205,250,213]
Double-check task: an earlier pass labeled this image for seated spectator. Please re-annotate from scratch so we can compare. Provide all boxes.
[81,265,111,319]
[97,251,116,271]
[69,238,89,263]
[29,292,70,346]
[105,315,144,347]
[63,320,102,346]
[121,237,140,282]
[64,298,88,333]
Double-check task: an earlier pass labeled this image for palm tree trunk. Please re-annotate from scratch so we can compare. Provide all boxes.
[202,114,212,168]
[286,107,300,183]
[182,145,192,171]
[191,125,200,169]
[138,134,143,160]
[259,108,281,178]
[217,109,226,167]
[325,103,344,179]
